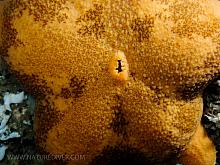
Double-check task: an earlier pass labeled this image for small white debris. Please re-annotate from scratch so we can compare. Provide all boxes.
[23,120,31,125]
[0,126,7,134]
[0,105,10,130]
[0,131,20,141]
[205,113,220,123]
[0,144,8,161]
[0,76,5,80]
[0,115,10,130]
[0,126,21,141]
[3,92,25,111]
[216,80,220,86]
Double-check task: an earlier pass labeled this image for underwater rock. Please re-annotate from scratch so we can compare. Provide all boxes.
[1,0,220,164]
[203,78,220,165]
[0,91,25,160]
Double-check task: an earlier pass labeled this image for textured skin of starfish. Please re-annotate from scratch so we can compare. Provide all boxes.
[0,0,220,164]
[177,123,216,165]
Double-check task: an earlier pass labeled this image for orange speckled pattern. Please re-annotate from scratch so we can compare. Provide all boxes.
[0,0,220,164]
[177,123,216,165]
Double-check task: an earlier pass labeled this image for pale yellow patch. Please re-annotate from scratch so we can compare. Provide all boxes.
[109,50,129,82]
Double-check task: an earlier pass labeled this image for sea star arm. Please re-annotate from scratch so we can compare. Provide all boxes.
[177,123,216,165]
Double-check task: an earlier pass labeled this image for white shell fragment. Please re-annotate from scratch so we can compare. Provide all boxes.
[0,105,10,130]
[0,144,8,161]
[3,92,25,111]
[0,130,20,141]
[205,113,220,124]
[23,120,31,125]
[0,126,7,134]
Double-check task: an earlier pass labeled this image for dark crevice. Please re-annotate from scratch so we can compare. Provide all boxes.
[109,95,129,137]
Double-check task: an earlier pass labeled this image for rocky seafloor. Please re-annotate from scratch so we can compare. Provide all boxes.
[203,79,220,165]
[0,60,219,165]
